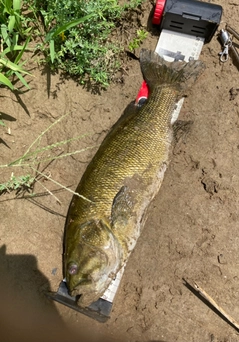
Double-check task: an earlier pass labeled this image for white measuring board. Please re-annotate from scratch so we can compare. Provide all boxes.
[100,266,125,303]
[100,30,205,305]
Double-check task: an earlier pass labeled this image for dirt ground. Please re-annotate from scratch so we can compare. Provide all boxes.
[1,1,239,341]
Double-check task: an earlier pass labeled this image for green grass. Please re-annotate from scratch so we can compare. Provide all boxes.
[0,0,33,89]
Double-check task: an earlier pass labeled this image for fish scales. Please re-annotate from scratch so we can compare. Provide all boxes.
[69,86,175,218]
[64,49,205,306]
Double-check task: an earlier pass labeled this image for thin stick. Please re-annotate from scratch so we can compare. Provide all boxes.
[5,145,98,168]
[194,282,239,330]
[35,178,61,204]
[22,114,69,161]
[8,131,94,167]
[31,167,93,203]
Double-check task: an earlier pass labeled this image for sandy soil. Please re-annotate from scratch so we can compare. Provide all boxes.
[1,1,239,341]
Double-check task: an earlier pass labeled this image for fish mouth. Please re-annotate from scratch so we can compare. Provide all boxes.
[69,276,108,306]
[70,281,101,307]
[69,277,94,297]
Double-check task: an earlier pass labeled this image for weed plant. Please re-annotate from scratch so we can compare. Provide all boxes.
[128,29,148,52]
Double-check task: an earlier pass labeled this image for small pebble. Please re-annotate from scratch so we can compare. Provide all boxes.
[218,254,227,265]
[51,267,58,275]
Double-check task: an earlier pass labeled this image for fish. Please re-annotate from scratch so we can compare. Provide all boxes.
[63,49,205,307]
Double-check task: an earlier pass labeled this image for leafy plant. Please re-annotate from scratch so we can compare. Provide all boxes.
[0,118,5,127]
[0,173,35,193]
[128,29,148,52]
[45,14,95,65]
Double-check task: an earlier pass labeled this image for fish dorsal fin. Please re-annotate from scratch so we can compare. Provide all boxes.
[108,101,141,134]
[97,101,142,153]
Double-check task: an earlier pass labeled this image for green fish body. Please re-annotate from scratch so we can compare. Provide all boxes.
[64,49,205,306]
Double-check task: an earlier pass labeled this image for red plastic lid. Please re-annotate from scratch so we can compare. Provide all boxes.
[152,0,166,25]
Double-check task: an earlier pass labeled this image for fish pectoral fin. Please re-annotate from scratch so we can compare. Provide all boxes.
[111,185,136,230]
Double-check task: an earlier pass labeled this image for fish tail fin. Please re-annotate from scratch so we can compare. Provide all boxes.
[140,49,205,93]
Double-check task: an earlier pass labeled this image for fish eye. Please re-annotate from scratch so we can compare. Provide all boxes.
[68,263,78,275]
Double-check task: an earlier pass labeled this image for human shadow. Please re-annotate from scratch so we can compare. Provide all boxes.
[0,244,61,315]
[0,244,122,342]
[0,244,66,341]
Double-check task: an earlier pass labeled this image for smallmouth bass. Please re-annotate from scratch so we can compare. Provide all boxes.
[64,49,205,306]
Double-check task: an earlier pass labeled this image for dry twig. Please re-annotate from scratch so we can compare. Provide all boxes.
[185,279,239,331]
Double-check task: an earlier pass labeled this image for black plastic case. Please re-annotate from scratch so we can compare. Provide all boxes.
[161,0,223,42]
